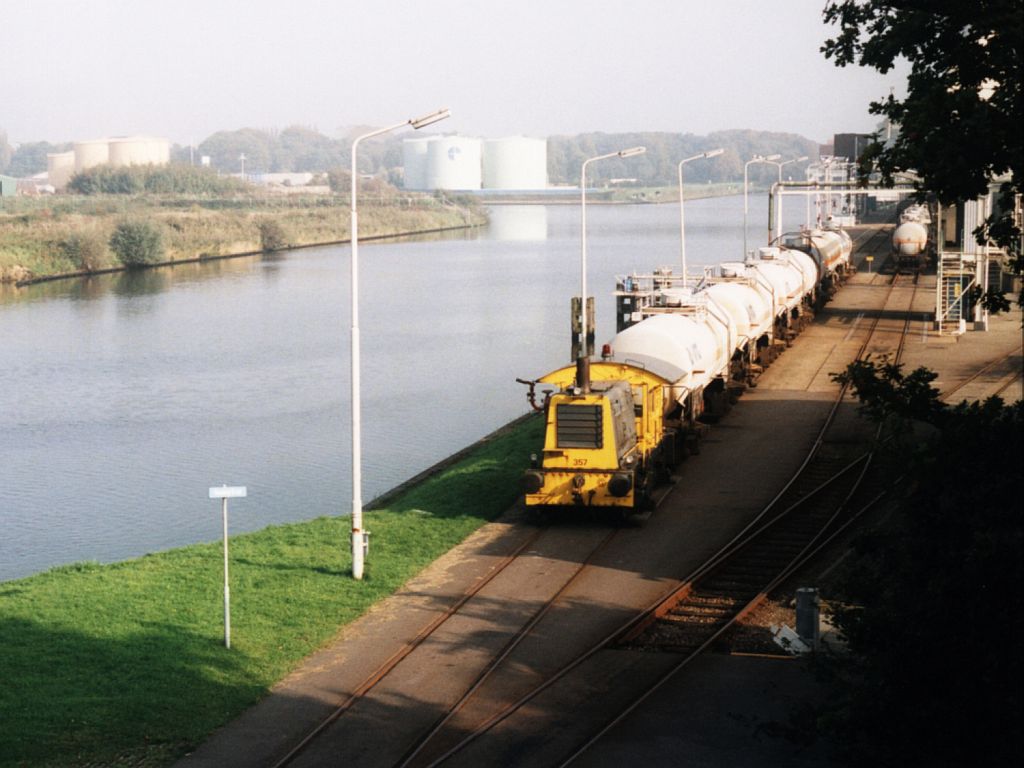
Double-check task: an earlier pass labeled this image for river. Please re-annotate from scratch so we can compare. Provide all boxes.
[0,194,806,581]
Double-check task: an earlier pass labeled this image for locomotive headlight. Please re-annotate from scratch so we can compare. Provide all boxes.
[522,471,544,494]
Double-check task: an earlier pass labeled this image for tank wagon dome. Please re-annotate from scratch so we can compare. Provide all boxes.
[73,139,110,172]
[402,136,434,190]
[482,136,547,190]
[425,135,482,190]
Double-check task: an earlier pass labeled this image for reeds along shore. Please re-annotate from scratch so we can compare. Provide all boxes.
[0,194,486,284]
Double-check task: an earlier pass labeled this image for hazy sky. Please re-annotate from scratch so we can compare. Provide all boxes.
[4,0,909,146]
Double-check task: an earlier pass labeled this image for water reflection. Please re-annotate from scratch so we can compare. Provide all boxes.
[484,205,548,241]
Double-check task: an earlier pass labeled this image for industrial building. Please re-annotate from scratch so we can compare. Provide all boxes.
[403,135,547,191]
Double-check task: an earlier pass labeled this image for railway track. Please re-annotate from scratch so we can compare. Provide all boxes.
[264,225,906,768]
[940,345,1024,403]
[387,230,909,766]
[271,523,624,768]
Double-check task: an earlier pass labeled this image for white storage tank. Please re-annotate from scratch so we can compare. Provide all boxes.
[108,136,170,167]
[482,136,547,190]
[402,137,434,190]
[47,151,76,189]
[425,136,482,190]
[74,139,110,171]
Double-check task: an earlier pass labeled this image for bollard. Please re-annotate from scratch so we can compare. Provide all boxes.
[795,587,820,650]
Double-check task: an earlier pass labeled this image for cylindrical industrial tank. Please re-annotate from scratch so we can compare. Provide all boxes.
[748,258,806,314]
[780,249,819,295]
[482,137,547,190]
[609,313,729,396]
[705,282,772,341]
[657,286,737,361]
[47,151,76,189]
[402,137,433,190]
[809,229,847,274]
[108,136,170,167]
[425,136,482,190]
[74,139,110,171]
[893,220,928,257]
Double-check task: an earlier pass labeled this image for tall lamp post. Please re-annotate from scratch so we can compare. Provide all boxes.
[765,155,808,242]
[743,154,781,258]
[349,107,450,581]
[677,148,723,287]
[579,146,646,382]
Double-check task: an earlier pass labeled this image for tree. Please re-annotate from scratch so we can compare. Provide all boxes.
[5,141,71,177]
[822,1,1023,302]
[59,230,109,272]
[821,360,1023,767]
[109,220,164,267]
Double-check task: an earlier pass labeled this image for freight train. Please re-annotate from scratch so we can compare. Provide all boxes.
[892,203,933,271]
[519,224,854,521]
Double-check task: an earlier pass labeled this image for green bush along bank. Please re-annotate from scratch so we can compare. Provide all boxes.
[0,414,543,768]
[0,195,485,283]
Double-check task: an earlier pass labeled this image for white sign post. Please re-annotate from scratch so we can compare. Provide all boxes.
[209,485,247,648]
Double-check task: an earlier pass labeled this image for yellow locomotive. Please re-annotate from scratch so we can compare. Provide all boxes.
[520,356,698,519]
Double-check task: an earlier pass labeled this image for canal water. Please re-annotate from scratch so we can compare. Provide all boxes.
[0,195,806,581]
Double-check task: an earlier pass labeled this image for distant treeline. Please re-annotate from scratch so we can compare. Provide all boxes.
[2,126,819,187]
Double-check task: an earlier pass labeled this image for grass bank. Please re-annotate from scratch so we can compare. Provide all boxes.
[0,414,543,768]
[0,194,485,283]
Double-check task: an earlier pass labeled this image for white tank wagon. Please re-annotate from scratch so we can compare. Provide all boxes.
[425,136,482,190]
[892,202,933,270]
[47,151,76,189]
[402,136,433,190]
[518,224,857,519]
[73,139,110,172]
[108,136,170,167]
[482,136,547,190]
[892,220,928,257]
[780,228,853,287]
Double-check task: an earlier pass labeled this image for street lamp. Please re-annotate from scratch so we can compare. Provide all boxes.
[765,156,808,241]
[678,148,723,287]
[579,146,645,385]
[349,107,450,581]
[766,155,809,182]
[743,154,781,258]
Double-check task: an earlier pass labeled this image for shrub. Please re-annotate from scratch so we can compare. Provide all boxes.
[109,219,164,267]
[59,230,109,272]
[258,218,289,252]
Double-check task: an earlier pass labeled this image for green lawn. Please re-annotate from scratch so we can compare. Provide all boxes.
[0,415,542,767]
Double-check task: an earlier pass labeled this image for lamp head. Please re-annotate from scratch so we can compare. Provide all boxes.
[617,146,646,158]
[704,148,725,159]
[766,154,782,161]
[410,108,451,130]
